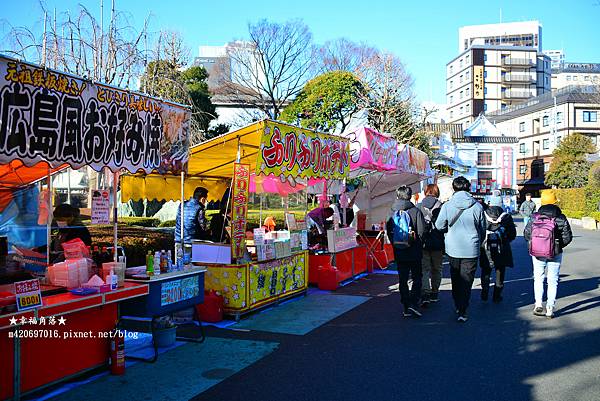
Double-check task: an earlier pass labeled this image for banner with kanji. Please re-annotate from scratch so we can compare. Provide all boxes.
[256,121,350,180]
[0,55,190,174]
[231,163,250,259]
[345,127,398,171]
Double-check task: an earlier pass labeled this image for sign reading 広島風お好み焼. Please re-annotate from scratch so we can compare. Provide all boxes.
[0,55,190,174]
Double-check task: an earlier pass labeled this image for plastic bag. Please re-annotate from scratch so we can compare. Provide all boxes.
[62,238,90,259]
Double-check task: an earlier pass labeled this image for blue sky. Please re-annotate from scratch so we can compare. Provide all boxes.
[2,0,600,104]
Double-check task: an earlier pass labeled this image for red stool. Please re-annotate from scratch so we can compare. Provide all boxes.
[318,266,339,291]
[196,290,224,323]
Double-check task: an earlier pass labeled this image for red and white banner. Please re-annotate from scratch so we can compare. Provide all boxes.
[231,163,250,260]
[501,147,513,188]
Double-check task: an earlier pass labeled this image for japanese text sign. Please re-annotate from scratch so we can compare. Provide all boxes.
[0,55,190,174]
[473,65,484,100]
[91,190,110,224]
[231,163,250,259]
[14,279,42,311]
[502,147,513,187]
[257,121,350,180]
[346,127,398,171]
[160,275,200,306]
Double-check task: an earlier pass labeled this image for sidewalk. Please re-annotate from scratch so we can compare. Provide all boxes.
[39,224,600,401]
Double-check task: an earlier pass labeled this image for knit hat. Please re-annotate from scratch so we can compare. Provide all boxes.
[489,195,503,208]
[541,191,557,206]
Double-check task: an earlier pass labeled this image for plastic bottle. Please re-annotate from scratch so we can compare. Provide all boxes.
[167,250,173,272]
[108,268,118,290]
[160,250,167,273]
[146,251,154,276]
[153,251,161,276]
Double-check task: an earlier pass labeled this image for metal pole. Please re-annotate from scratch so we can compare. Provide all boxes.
[66,168,71,204]
[41,10,47,66]
[46,171,52,264]
[180,171,185,245]
[113,170,118,262]
[13,327,21,401]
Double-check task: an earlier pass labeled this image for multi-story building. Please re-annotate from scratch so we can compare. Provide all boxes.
[551,62,600,91]
[428,115,519,205]
[193,45,232,88]
[458,21,542,52]
[544,49,565,69]
[488,86,600,196]
[446,45,551,126]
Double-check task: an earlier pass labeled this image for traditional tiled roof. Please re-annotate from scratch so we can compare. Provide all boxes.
[454,136,518,144]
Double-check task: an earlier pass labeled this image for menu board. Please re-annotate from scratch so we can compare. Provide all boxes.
[327,227,358,253]
[91,190,110,224]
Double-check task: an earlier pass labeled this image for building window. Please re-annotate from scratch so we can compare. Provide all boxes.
[501,103,507,109]
[557,136,562,144]
[543,116,549,126]
[484,70,488,78]
[484,103,488,112]
[520,143,526,153]
[545,76,549,85]
[450,111,454,119]
[484,54,487,62]
[466,103,470,113]
[449,80,453,89]
[573,75,578,81]
[583,111,598,122]
[520,165,527,175]
[450,95,454,104]
[460,74,463,83]
[543,139,550,149]
[460,59,463,68]
[484,87,487,95]
[477,151,493,166]
[466,70,470,80]
[557,112,563,123]
[459,91,463,99]
[544,162,550,172]
[519,122,525,132]
[585,76,590,81]
[567,75,571,81]
[450,65,453,74]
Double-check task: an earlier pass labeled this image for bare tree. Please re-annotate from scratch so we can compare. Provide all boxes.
[316,38,378,77]
[1,1,150,87]
[225,19,315,119]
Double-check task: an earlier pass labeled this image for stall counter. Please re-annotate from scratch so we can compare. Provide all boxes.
[0,282,148,400]
[203,251,308,320]
[308,245,368,288]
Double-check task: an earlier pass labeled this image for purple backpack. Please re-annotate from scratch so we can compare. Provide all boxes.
[529,214,557,259]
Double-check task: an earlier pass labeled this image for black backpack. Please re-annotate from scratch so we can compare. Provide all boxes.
[421,200,443,250]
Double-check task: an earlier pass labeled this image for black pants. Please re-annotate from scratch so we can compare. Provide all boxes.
[481,263,506,288]
[395,251,422,309]
[448,256,478,314]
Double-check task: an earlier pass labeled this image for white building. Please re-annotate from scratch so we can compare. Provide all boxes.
[446,45,551,126]
[458,21,542,52]
[487,86,600,196]
[433,115,518,198]
[551,62,600,91]
[544,49,565,69]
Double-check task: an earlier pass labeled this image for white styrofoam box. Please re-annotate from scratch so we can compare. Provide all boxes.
[192,242,232,264]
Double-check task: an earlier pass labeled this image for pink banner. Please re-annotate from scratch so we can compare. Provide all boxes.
[345,127,398,171]
[502,147,513,188]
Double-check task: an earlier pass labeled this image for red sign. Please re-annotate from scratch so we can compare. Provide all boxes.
[231,163,250,259]
[14,279,42,311]
[502,147,513,188]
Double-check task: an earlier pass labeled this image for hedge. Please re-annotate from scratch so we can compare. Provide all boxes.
[167,209,300,231]
[546,188,600,222]
[118,217,160,227]
[549,188,586,211]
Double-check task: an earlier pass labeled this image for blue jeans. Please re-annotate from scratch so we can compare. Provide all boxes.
[523,216,531,227]
[532,254,563,308]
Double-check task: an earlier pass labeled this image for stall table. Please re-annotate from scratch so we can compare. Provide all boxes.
[0,282,148,401]
[203,251,308,321]
[308,245,368,288]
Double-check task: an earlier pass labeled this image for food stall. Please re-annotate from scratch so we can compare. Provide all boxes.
[122,119,350,320]
[0,54,191,400]
[330,127,433,273]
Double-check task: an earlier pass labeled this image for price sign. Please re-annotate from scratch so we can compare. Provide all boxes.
[91,190,111,224]
[14,279,43,311]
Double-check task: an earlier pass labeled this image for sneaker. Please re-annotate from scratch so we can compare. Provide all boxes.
[546,306,554,319]
[457,314,468,323]
[408,307,422,318]
[429,292,439,303]
[533,306,545,316]
[403,310,413,317]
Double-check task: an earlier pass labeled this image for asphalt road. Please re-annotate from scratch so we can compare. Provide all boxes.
[191,221,600,401]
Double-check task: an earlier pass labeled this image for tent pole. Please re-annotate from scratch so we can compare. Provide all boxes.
[180,171,185,246]
[113,170,119,262]
[46,170,52,266]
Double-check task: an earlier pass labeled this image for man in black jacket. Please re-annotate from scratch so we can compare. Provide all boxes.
[480,195,517,303]
[524,191,573,318]
[387,186,426,317]
[418,184,444,304]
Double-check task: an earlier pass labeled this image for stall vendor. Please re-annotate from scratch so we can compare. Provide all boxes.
[50,203,92,262]
[209,206,231,243]
[307,206,334,235]
[263,216,276,232]
[175,187,210,242]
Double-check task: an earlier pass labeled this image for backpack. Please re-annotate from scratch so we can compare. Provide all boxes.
[421,200,441,233]
[529,213,557,259]
[392,210,413,249]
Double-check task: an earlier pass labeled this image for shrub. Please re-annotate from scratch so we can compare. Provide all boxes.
[562,210,584,219]
[118,217,160,227]
[551,188,586,211]
[590,211,600,222]
[158,220,176,228]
